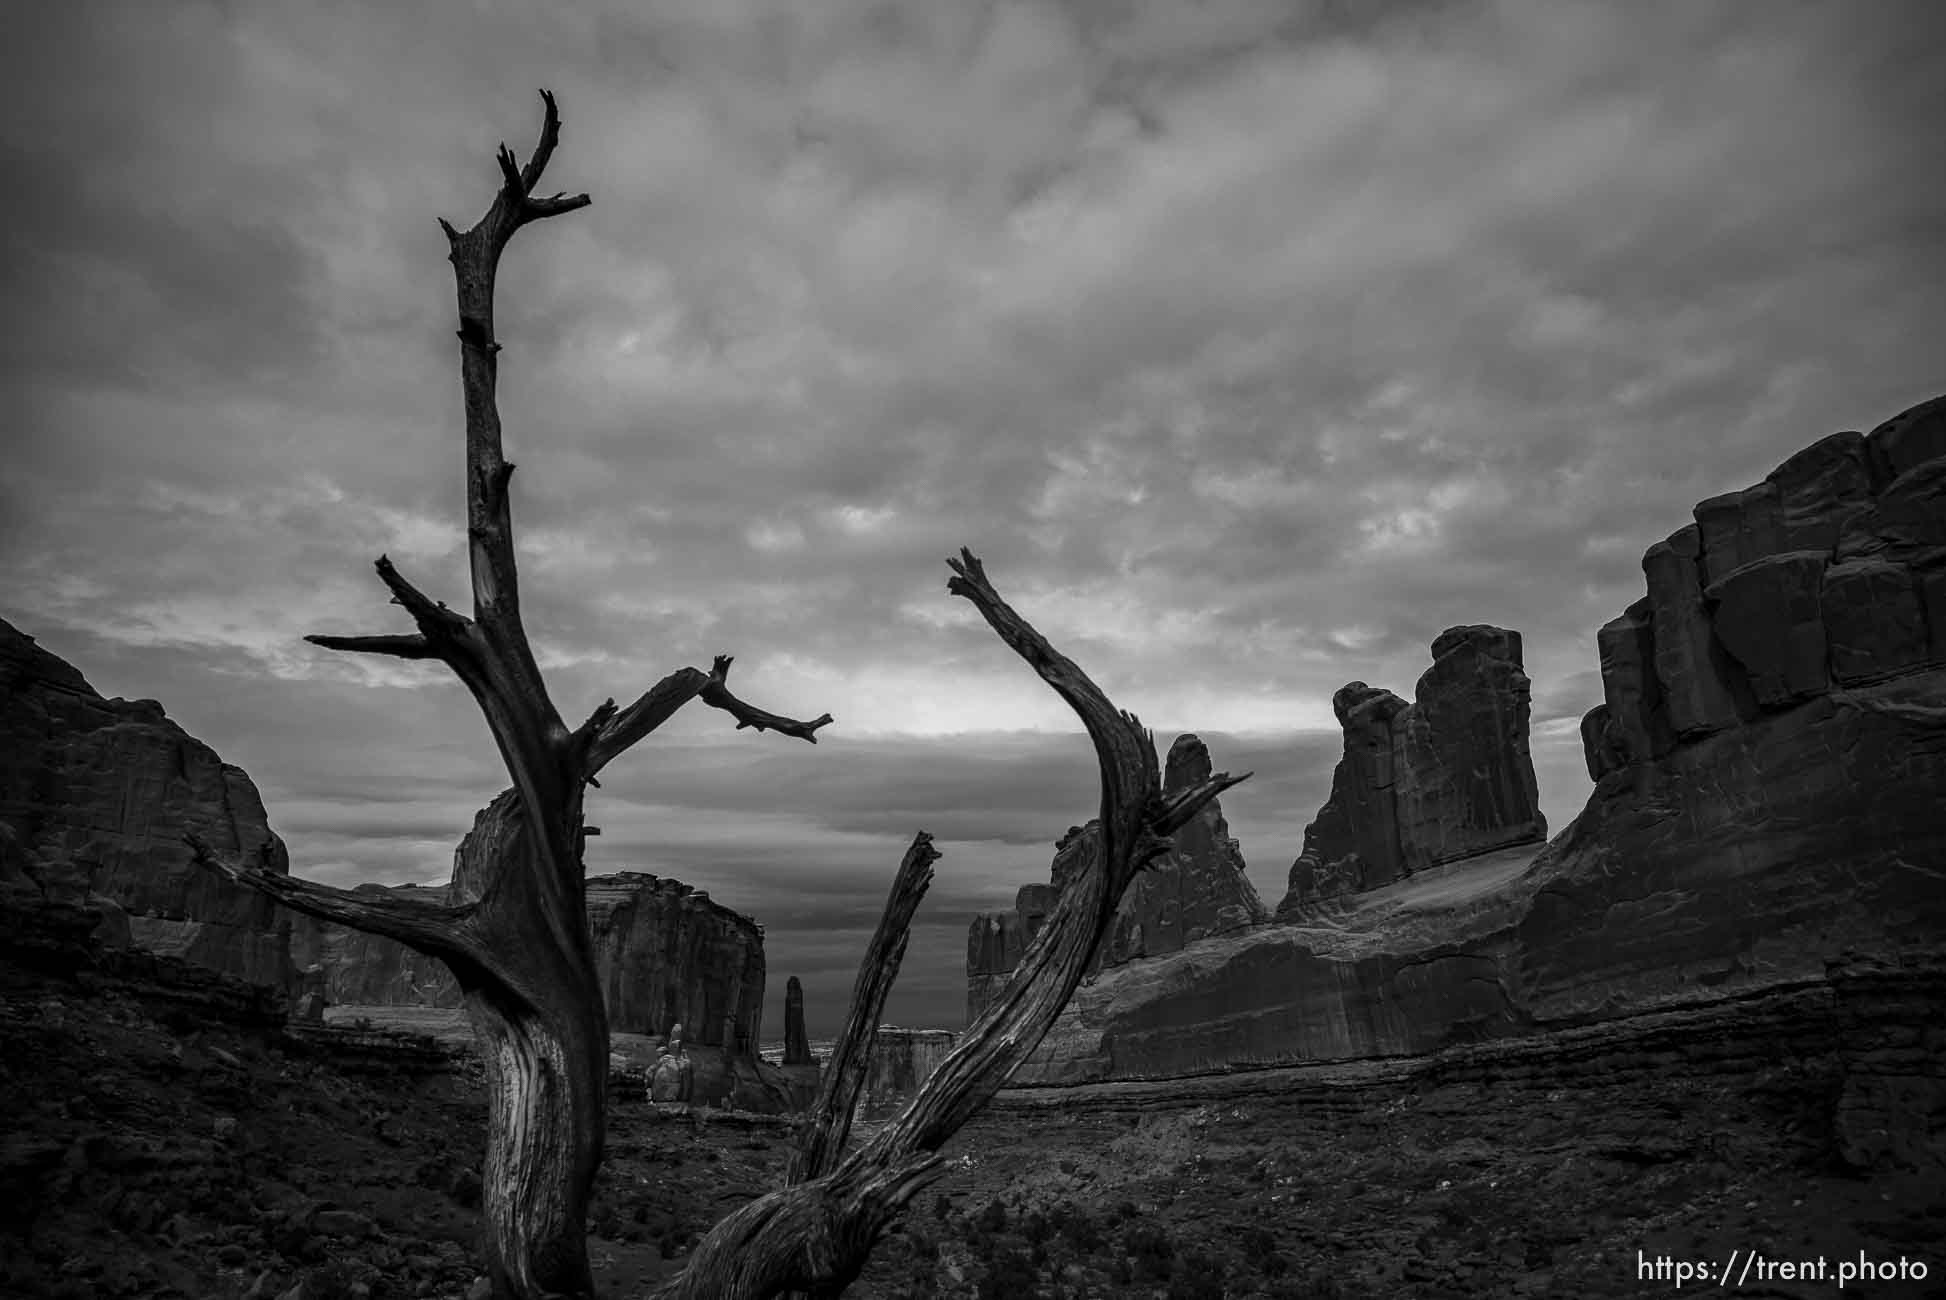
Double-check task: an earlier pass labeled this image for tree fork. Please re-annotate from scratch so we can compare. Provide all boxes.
[191,92,830,1300]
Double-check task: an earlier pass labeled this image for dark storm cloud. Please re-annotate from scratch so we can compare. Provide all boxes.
[5,0,1942,1035]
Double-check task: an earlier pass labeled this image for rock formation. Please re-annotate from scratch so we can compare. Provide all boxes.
[1276,625,1546,914]
[976,395,1946,1086]
[965,734,1267,1021]
[290,871,768,1047]
[586,872,766,1051]
[856,1026,957,1122]
[286,884,464,1009]
[778,975,820,1109]
[0,617,299,994]
[783,976,811,1066]
[1583,399,1946,775]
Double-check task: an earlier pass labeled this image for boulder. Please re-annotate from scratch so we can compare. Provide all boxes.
[0,617,298,994]
[1276,627,1545,915]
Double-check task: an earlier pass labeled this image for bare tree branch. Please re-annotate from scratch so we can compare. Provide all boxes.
[697,655,834,743]
[944,549,1153,894]
[304,633,438,660]
[183,832,483,965]
[577,657,833,782]
[787,832,940,1189]
[655,551,1249,1299]
[582,667,710,778]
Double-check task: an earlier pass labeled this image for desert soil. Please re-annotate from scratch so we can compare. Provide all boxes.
[3,977,1941,1299]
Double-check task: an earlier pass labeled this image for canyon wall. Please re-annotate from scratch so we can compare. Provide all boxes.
[966,734,1266,1022]
[3,616,777,1058]
[981,394,1946,1086]
[0,618,298,994]
[289,872,769,1047]
[856,1026,957,1122]
[1276,625,1546,913]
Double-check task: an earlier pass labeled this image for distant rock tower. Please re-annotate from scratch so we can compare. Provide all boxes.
[784,975,811,1066]
[1276,624,1546,915]
[779,974,821,1109]
[965,733,1268,1022]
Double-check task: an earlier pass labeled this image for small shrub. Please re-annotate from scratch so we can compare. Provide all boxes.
[1058,1206,1105,1254]
[1240,1225,1280,1266]
[1124,1220,1176,1282]
[976,1197,1009,1235]
[976,1247,1039,1300]
[1168,1250,1227,1300]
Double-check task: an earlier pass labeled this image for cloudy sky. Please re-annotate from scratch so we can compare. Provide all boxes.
[5,1,1942,1040]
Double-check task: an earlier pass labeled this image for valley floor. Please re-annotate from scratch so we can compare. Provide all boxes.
[3,949,1941,1299]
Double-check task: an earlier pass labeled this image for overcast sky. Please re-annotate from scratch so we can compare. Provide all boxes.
[5,1,1941,1041]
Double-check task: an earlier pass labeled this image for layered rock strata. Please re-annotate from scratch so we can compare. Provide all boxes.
[1276,625,1546,913]
[1583,397,1946,777]
[290,871,768,1047]
[856,1026,957,1122]
[979,395,1946,1086]
[966,734,1267,1021]
[0,617,298,994]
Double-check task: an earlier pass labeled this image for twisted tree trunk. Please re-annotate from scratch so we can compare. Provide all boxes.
[187,91,1246,1300]
[187,93,829,1300]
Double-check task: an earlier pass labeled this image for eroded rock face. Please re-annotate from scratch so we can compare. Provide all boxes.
[1582,398,1946,773]
[965,734,1266,1022]
[291,871,768,1047]
[0,617,298,994]
[286,884,463,1009]
[985,396,1946,1087]
[587,872,766,1051]
[1276,626,1546,913]
[857,1027,956,1121]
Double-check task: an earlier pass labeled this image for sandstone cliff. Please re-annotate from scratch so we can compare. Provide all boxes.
[856,1026,957,1121]
[1276,624,1546,913]
[983,394,1946,1085]
[0,617,298,993]
[290,871,769,1047]
[966,734,1267,1022]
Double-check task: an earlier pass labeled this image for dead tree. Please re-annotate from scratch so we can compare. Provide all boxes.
[189,92,1247,1300]
[653,549,1246,1299]
[186,91,831,1299]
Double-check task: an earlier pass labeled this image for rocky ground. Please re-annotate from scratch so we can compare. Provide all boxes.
[3,930,1942,1299]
